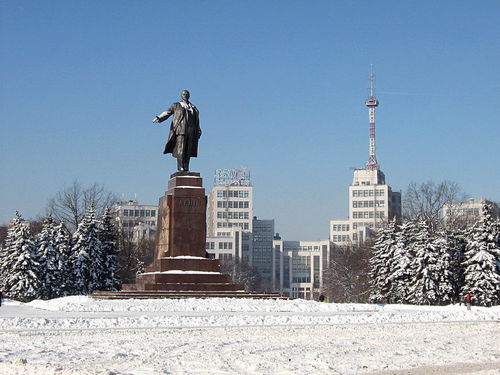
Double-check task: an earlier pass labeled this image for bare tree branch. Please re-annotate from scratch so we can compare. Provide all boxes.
[403,180,466,232]
[46,180,118,232]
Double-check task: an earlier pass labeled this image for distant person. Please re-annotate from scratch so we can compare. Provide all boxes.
[0,291,3,307]
[465,292,472,310]
[319,294,325,302]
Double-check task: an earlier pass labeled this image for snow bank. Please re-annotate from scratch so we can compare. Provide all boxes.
[1,297,499,375]
[0,296,492,331]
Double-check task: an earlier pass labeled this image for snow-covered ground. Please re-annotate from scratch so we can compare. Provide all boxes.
[0,297,499,375]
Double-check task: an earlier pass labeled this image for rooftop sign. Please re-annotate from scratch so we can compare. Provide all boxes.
[214,168,251,186]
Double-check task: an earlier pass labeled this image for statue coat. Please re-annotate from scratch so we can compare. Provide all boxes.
[157,101,201,158]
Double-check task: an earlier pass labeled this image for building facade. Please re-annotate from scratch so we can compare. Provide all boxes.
[206,226,243,262]
[443,198,499,229]
[272,238,333,299]
[330,169,401,245]
[251,217,275,283]
[111,200,158,242]
[206,168,253,263]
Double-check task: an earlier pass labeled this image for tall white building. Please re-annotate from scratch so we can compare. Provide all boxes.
[207,168,253,263]
[330,73,401,245]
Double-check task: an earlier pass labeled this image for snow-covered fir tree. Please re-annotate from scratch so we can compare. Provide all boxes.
[443,229,467,302]
[386,219,419,303]
[53,221,73,295]
[431,233,458,304]
[461,203,500,306]
[369,218,399,303]
[97,208,121,291]
[0,212,42,301]
[407,220,442,305]
[35,216,66,299]
[70,206,103,295]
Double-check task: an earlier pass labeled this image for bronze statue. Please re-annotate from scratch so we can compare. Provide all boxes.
[153,90,201,172]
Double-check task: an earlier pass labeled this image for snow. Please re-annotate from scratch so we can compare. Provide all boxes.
[0,297,499,375]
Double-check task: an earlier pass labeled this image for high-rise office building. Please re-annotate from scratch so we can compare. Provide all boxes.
[330,72,401,245]
[251,217,275,282]
[206,168,253,263]
[206,168,277,288]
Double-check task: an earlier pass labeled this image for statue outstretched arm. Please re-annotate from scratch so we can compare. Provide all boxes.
[152,105,174,123]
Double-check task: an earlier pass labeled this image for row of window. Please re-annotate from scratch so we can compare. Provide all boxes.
[332,224,349,232]
[332,235,350,242]
[352,211,385,219]
[217,222,250,230]
[123,209,156,217]
[352,200,385,208]
[445,208,480,216]
[216,190,249,198]
[292,277,311,283]
[292,256,311,268]
[284,246,322,252]
[352,189,385,197]
[353,222,374,229]
[205,241,233,250]
[217,211,250,219]
[352,222,384,229]
[216,200,249,208]
[122,221,156,227]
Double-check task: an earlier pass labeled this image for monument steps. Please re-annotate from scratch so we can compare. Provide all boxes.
[122,281,244,292]
[91,290,287,300]
[136,272,232,284]
[145,258,220,273]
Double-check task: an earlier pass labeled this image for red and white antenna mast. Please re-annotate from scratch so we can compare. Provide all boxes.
[365,67,379,170]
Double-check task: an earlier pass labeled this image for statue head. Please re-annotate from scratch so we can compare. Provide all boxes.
[181,90,190,102]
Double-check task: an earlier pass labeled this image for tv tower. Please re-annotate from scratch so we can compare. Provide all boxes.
[365,69,379,171]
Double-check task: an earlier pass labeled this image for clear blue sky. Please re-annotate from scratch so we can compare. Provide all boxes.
[1,1,499,240]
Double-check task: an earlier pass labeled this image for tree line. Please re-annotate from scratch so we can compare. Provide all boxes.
[323,203,500,307]
[0,207,120,301]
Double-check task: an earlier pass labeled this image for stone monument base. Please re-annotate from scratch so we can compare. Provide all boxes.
[123,256,243,292]
[92,173,285,300]
[92,256,286,299]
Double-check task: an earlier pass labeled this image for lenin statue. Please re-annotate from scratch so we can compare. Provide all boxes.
[153,90,201,172]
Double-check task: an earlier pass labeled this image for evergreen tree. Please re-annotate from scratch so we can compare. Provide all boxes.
[35,216,66,299]
[444,228,467,302]
[70,206,102,295]
[369,218,399,303]
[53,221,73,295]
[387,219,418,303]
[1,212,42,301]
[407,220,441,305]
[461,204,500,306]
[432,233,457,304]
[97,208,121,291]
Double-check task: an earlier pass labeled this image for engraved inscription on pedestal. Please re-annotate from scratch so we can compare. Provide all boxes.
[155,174,207,259]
